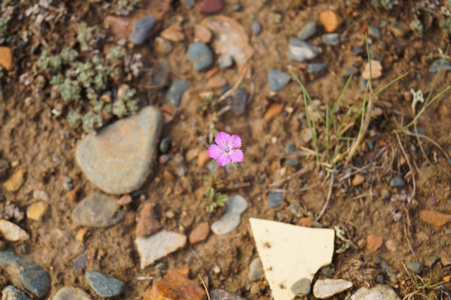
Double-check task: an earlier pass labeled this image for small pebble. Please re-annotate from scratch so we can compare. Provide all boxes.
[319,10,342,32]
[267,69,291,91]
[0,159,9,179]
[320,266,334,277]
[182,0,195,8]
[429,59,451,73]
[85,270,124,298]
[307,63,327,74]
[0,47,13,71]
[160,25,184,42]
[210,289,247,300]
[313,279,352,299]
[152,58,170,89]
[199,0,223,14]
[26,201,49,221]
[166,79,190,107]
[194,25,212,43]
[267,192,283,208]
[159,137,172,154]
[218,54,234,69]
[2,286,32,300]
[381,189,390,199]
[154,37,172,55]
[291,278,311,295]
[352,174,365,186]
[285,159,299,166]
[248,258,264,282]
[368,25,381,38]
[211,195,248,235]
[251,22,262,36]
[155,262,168,270]
[390,177,405,188]
[376,274,384,284]
[407,262,423,274]
[53,286,92,300]
[297,21,317,40]
[288,37,320,62]
[3,169,26,192]
[391,22,410,37]
[350,284,401,300]
[129,15,157,45]
[32,190,49,201]
[189,222,210,244]
[0,220,29,241]
[187,43,214,71]
[424,256,439,267]
[322,33,339,45]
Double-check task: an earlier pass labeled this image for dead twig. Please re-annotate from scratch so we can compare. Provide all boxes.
[395,133,416,200]
[267,163,313,188]
[198,274,211,300]
[315,173,334,222]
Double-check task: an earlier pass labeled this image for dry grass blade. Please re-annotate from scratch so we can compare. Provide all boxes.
[198,274,211,300]
[315,173,334,222]
[267,163,313,188]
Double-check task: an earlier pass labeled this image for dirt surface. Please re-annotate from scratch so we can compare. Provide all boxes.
[0,0,450,299]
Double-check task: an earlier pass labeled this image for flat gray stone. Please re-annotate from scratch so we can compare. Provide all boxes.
[288,37,320,62]
[85,270,123,298]
[52,286,92,300]
[76,106,162,195]
[152,58,170,89]
[187,42,214,71]
[267,69,291,91]
[71,193,124,228]
[297,21,317,40]
[129,15,157,45]
[313,279,353,299]
[350,285,401,300]
[165,79,190,107]
[248,258,264,282]
[0,249,50,299]
[2,286,32,300]
[135,230,187,269]
[210,289,247,300]
[211,195,247,235]
[291,278,311,295]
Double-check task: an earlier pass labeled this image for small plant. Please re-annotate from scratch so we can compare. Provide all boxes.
[204,173,229,213]
[207,132,243,168]
[109,46,126,62]
[0,17,7,38]
[410,19,424,35]
[370,0,398,10]
[77,22,98,51]
[111,0,142,16]
[403,271,444,300]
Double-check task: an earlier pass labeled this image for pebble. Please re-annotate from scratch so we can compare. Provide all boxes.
[288,37,320,62]
[159,137,172,154]
[0,46,13,71]
[286,143,296,152]
[32,190,49,201]
[2,169,26,192]
[0,159,9,178]
[420,210,451,228]
[211,195,248,235]
[366,234,383,252]
[343,67,360,77]
[76,106,162,194]
[248,258,264,282]
[197,149,210,167]
[160,25,184,42]
[144,270,206,300]
[187,42,214,71]
[251,22,262,36]
[350,285,401,300]
[441,256,451,266]
[154,37,172,55]
[189,222,210,244]
[362,60,383,80]
[424,256,439,267]
[71,193,125,228]
[136,203,161,237]
[352,174,365,186]
[267,69,291,91]
[297,21,317,40]
[307,63,327,74]
[319,10,342,32]
[222,86,248,116]
[0,220,29,241]
[291,278,311,295]
[368,25,381,38]
[199,0,223,14]
[264,103,284,122]
[72,252,88,271]
[206,74,227,89]
[182,0,195,8]
[166,79,190,107]
[381,189,390,199]
[117,194,132,206]
[322,33,339,45]
[390,177,405,188]
[285,158,299,166]
[154,262,167,270]
[390,22,410,37]
[85,270,123,298]
[320,266,334,277]
[210,289,247,300]
[2,286,32,300]
[194,25,212,43]
[26,201,49,221]
[135,230,187,268]
[0,248,50,299]
[53,286,92,300]
[407,262,422,274]
[152,58,170,89]
[267,192,283,208]
[313,279,353,299]
[429,59,451,73]
[218,54,233,69]
[129,15,157,45]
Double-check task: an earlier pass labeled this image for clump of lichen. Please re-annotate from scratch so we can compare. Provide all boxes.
[0,18,7,39]
[370,0,398,10]
[77,22,100,51]
[111,0,142,16]
[109,46,126,62]
[410,19,424,35]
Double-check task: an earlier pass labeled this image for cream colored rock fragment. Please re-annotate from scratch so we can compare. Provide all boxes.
[250,218,335,300]
[0,220,29,241]
[362,60,383,80]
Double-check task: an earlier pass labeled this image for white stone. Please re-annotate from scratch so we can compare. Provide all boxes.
[350,285,401,300]
[53,286,93,300]
[0,220,29,241]
[249,218,335,300]
[313,279,353,299]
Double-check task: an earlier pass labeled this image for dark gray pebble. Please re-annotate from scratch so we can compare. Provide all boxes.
[297,22,317,40]
[2,286,32,300]
[159,137,172,154]
[85,270,124,298]
[285,159,299,166]
[307,63,327,74]
[429,59,451,73]
[221,86,248,116]
[166,79,190,107]
[251,22,262,36]
[267,192,283,208]
[390,177,405,188]
[182,0,195,8]
[129,15,157,45]
[152,58,170,89]
[322,33,339,45]
[369,25,381,38]
[267,69,291,91]
[291,278,311,295]
[407,262,422,274]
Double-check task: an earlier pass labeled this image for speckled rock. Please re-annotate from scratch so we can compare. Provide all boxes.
[76,106,162,195]
[53,286,92,300]
[129,15,157,45]
[288,37,320,62]
[165,79,190,107]
[187,42,214,71]
[85,270,123,298]
[350,285,400,300]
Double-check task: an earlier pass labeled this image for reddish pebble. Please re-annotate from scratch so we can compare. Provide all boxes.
[189,222,210,244]
[194,25,212,43]
[118,194,133,205]
[420,210,451,228]
[199,0,223,15]
[299,216,313,226]
[426,196,437,206]
[136,203,161,237]
[160,25,184,42]
[366,234,383,252]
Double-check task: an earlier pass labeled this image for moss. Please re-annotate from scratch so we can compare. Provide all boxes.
[112,0,142,16]
[67,111,82,128]
[371,0,398,10]
[0,18,7,38]
[59,79,81,101]
[0,66,3,79]
[50,74,64,86]
[60,47,78,63]
[410,20,423,35]
[82,111,103,132]
[109,46,126,62]
[127,100,139,115]
[439,17,451,38]
[112,100,128,118]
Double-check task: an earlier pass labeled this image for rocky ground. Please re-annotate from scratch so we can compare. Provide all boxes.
[0,0,451,299]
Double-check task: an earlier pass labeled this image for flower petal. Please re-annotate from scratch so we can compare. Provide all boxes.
[229,149,243,163]
[215,132,231,150]
[217,152,231,166]
[208,144,224,160]
[230,135,242,149]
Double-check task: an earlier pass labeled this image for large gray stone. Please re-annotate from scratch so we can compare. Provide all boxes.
[85,270,123,298]
[2,286,32,300]
[350,285,401,300]
[71,193,124,228]
[76,106,162,195]
[0,249,50,299]
[52,286,92,300]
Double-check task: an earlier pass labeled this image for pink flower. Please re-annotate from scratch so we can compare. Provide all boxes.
[208,132,244,167]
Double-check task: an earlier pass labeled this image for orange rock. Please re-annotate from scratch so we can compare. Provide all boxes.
[205,67,220,79]
[198,150,210,167]
[143,270,206,300]
[118,194,133,205]
[299,216,313,226]
[136,203,162,237]
[194,25,212,43]
[0,47,13,71]
[26,201,49,221]
[205,74,227,89]
[366,234,383,252]
[378,139,387,147]
[263,103,284,122]
[319,10,342,33]
[161,25,184,42]
[163,171,176,180]
[76,228,89,242]
[189,222,210,244]
[420,210,451,228]
[352,174,365,186]
[362,60,383,80]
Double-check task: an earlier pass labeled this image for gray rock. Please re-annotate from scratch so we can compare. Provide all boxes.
[424,256,439,267]
[313,279,353,299]
[72,252,88,271]
[182,0,195,8]
[297,22,317,40]
[53,286,92,300]
[251,22,262,36]
[187,42,214,71]
[166,79,190,107]
[322,33,339,45]
[285,143,296,152]
[210,289,247,300]
[159,137,172,154]
[390,177,405,188]
[291,278,311,295]
[85,270,123,298]
[71,193,124,228]
[285,158,299,166]
[0,248,50,299]
[221,86,247,116]
[248,258,264,282]
[267,192,283,208]
[429,59,451,73]
[343,67,360,77]
[2,286,32,300]
[154,37,172,55]
[152,58,170,89]
[407,262,422,274]
[288,37,320,62]
[368,25,381,38]
[76,106,162,195]
[218,54,234,69]
[211,195,248,235]
[129,15,157,45]
[350,285,401,300]
[135,230,187,269]
[0,159,9,179]
[307,63,327,74]
[267,69,291,91]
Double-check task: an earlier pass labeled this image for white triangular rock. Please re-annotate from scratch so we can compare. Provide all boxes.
[250,218,335,300]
